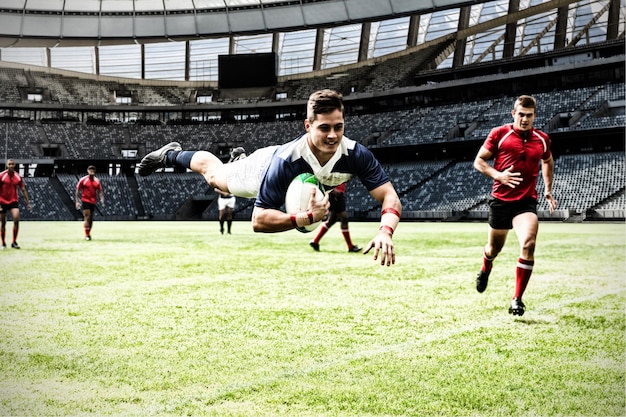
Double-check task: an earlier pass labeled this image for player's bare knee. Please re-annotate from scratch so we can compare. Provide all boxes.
[484,243,500,258]
[522,238,536,256]
[206,173,218,188]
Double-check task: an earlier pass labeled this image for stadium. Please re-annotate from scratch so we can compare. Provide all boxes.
[0,1,624,416]
[0,0,623,222]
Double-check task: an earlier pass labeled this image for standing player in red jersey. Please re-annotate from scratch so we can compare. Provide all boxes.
[309,182,361,253]
[473,95,557,316]
[75,165,105,241]
[0,159,32,249]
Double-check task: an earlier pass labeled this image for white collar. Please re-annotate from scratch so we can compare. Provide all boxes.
[293,134,349,176]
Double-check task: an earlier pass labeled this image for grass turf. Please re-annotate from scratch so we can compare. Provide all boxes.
[0,221,623,416]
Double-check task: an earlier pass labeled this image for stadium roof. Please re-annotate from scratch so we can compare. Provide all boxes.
[0,0,480,46]
[0,0,622,81]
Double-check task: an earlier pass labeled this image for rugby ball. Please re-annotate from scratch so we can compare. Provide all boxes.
[285,173,325,233]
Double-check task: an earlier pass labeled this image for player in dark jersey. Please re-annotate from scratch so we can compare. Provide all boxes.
[309,182,361,253]
[75,165,105,241]
[0,159,32,249]
[138,89,402,266]
[473,95,557,316]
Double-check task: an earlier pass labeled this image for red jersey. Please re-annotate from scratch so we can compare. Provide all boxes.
[76,175,103,204]
[483,124,551,202]
[333,183,347,194]
[0,170,24,205]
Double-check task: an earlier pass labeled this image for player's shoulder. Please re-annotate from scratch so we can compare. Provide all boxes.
[489,124,513,137]
[274,135,306,161]
[342,136,373,159]
[343,136,362,152]
[532,128,549,139]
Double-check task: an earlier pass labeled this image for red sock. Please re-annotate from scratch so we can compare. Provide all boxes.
[482,250,495,272]
[84,226,91,237]
[514,258,534,299]
[12,226,18,243]
[312,222,329,244]
[341,227,354,248]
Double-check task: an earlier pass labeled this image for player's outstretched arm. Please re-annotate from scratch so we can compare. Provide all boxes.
[363,182,402,266]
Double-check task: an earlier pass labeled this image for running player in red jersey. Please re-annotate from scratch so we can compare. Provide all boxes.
[0,159,32,249]
[473,95,557,316]
[75,165,105,241]
[309,182,361,253]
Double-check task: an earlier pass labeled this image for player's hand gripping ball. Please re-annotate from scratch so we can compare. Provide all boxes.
[285,173,325,233]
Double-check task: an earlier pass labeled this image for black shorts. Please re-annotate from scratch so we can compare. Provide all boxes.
[81,202,96,212]
[329,190,346,213]
[0,202,19,212]
[488,196,537,230]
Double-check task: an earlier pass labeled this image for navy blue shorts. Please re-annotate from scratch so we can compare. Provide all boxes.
[488,197,537,230]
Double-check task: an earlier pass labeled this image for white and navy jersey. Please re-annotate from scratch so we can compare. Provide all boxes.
[255,134,389,210]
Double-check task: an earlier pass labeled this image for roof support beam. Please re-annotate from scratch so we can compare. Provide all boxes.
[455,0,579,40]
[95,45,100,76]
[358,22,370,62]
[567,1,610,47]
[503,0,519,59]
[140,44,145,79]
[607,0,620,40]
[184,41,190,81]
[313,28,324,71]
[474,33,505,64]
[407,14,419,48]
[519,17,558,55]
[452,5,471,68]
[553,5,568,50]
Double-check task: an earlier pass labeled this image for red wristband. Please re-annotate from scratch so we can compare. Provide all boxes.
[381,207,400,218]
[306,210,314,224]
[379,225,394,236]
[290,213,298,227]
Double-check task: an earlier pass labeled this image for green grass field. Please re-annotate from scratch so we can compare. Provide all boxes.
[0,221,624,416]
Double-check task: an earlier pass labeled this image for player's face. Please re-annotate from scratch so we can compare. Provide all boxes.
[305,109,344,162]
[512,105,535,131]
[6,160,16,172]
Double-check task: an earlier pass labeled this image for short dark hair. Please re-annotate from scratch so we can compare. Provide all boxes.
[306,89,344,122]
[87,165,96,171]
[515,95,537,110]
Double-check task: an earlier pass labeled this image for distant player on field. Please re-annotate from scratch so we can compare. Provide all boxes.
[75,165,105,241]
[0,159,32,249]
[138,89,402,266]
[473,95,557,316]
[215,147,247,234]
[309,182,362,253]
